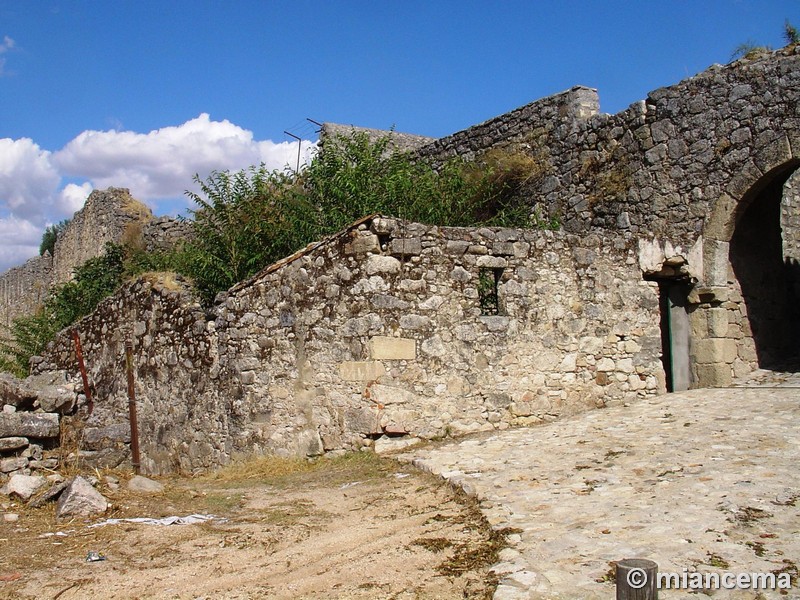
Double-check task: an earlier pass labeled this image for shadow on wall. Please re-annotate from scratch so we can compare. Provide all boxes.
[730,167,800,371]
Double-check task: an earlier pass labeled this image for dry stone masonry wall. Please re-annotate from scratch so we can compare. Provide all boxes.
[33,217,663,473]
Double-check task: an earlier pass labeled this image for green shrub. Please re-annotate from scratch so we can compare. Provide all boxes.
[39,219,70,256]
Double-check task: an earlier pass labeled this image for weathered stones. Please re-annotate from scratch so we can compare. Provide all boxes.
[0,412,59,439]
[0,437,28,451]
[1,473,46,501]
[56,476,108,519]
[127,475,165,494]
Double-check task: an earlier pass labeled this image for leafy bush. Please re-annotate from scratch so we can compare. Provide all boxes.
[180,130,547,304]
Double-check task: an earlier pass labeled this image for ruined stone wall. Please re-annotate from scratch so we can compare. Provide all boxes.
[218,217,663,459]
[0,188,192,335]
[141,216,194,252]
[52,188,154,283]
[320,123,436,154]
[0,254,53,330]
[415,46,800,385]
[35,274,227,475]
[35,217,663,473]
[415,46,800,249]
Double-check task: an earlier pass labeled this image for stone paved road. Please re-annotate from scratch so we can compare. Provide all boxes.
[401,371,800,599]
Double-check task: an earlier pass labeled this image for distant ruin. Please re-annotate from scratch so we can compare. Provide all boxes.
[0,45,798,475]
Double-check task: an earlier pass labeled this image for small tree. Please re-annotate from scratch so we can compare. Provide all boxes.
[39,219,70,256]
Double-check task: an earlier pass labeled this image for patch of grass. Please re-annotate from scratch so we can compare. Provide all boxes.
[202,451,391,489]
[706,553,730,569]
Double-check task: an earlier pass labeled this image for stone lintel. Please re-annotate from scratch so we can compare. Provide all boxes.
[369,336,416,360]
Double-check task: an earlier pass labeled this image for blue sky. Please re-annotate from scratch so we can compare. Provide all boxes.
[0,0,798,271]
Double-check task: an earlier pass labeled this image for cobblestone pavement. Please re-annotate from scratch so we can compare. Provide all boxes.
[401,371,800,599]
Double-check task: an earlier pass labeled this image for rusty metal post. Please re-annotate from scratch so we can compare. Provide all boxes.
[71,330,94,415]
[124,341,141,474]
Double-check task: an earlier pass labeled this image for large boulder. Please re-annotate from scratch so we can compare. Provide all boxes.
[56,476,108,519]
[0,373,36,410]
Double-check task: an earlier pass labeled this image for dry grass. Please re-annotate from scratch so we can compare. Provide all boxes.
[202,451,390,488]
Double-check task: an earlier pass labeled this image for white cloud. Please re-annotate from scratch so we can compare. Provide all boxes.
[54,114,316,201]
[0,115,316,274]
[0,138,60,220]
[57,182,93,215]
[0,35,15,76]
[0,216,43,272]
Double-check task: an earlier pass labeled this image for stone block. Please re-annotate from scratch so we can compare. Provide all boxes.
[0,437,28,451]
[389,238,422,256]
[491,242,515,256]
[0,412,59,439]
[370,384,418,406]
[707,308,729,337]
[369,336,416,360]
[694,338,738,364]
[366,254,401,275]
[695,363,732,388]
[344,407,381,434]
[445,240,470,255]
[476,255,507,269]
[338,361,386,382]
[0,456,28,473]
[344,232,379,255]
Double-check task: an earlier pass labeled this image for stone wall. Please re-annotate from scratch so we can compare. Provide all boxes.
[34,273,226,475]
[34,216,663,473]
[411,46,800,385]
[0,254,53,330]
[415,46,800,247]
[320,123,436,154]
[52,188,154,284]
[0,188,191,335]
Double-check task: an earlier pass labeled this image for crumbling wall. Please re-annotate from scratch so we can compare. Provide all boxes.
[52,188,153,283]
[0,188,191,335]
[218,217,663,458]
[35,274,227,475]
[33,216,662,473]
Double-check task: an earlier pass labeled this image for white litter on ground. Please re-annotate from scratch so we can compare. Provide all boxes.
[89,514,218,528]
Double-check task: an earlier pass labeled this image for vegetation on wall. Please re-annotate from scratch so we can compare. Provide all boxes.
[180,131,549,304]
[39,219,70,256]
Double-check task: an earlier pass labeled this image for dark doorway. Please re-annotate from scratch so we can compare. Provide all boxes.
[729,165,800,370]
[658,281,691,392]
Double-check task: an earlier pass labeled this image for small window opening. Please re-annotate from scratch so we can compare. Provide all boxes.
[478,268,503,315]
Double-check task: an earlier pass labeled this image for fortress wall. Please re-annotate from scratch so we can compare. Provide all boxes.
[52,188,153,284]
[0,254,54,330]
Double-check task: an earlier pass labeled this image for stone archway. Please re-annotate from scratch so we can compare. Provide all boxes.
[697,152,800,385]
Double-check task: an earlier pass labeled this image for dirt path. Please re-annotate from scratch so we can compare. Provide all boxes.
[0,454,503,599]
